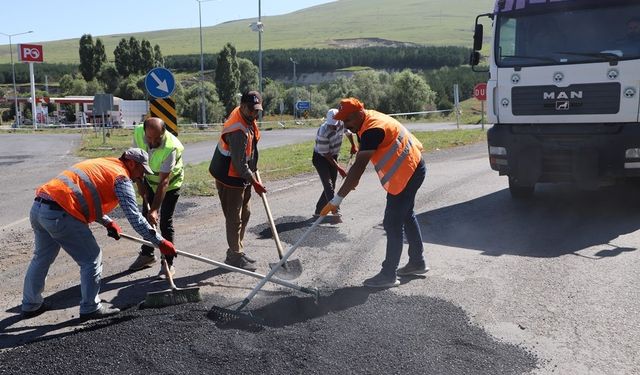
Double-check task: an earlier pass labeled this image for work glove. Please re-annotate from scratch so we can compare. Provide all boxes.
[105,220,122,240]
[320,195,343,216]
[159,239,177,257]
[252,180,267,196]
[350,144,358,155]
[337,165,347,178]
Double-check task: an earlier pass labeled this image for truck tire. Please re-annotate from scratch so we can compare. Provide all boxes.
[508,177,534,199]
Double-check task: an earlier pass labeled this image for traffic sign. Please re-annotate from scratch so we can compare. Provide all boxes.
[145,67,175,99]
[473,83,487,101]
[149,97,178,136]
[18,44,43,63]
[295,101,310,111]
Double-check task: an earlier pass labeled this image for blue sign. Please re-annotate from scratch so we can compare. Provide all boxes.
[296,101,311,111]
[145,67,175,99]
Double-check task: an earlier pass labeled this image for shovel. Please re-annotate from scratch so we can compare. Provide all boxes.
[255,171,303,280]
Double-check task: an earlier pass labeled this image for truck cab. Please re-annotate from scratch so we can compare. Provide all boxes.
[471,0,640,198]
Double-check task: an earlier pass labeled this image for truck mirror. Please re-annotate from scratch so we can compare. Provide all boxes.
[473,24,484,51]
[469,51,481,66]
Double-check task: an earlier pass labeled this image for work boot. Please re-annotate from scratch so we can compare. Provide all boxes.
[363,272,400,288]
[156,265,176,280]
[79,305,121,321]
[21,303,48,319]
[397,262,429,276]
[128,253,157,271]
[225,254,257,271]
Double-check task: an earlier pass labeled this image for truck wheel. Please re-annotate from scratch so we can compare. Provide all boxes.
[508,177,534,199]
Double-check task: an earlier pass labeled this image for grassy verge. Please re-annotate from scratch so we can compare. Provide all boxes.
[181,128,486,196]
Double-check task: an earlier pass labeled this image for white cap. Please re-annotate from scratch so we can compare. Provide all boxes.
[324,108,341,126]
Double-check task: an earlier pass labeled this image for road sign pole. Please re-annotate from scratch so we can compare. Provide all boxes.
[29,62,37,129]
[481,100,485,130]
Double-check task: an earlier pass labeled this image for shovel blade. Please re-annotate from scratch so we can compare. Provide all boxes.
[268,259,303,280]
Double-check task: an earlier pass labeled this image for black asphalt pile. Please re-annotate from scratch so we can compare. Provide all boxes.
[0,289,537,375]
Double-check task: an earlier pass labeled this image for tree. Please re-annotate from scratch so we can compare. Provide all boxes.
[153,44,164,67]
[97,63,121,94]
[78,34,95,81]
[93,39,107,77]
[214,43,240,115]
[237,58,259,94]
[388,70,435,116]
[115,75,145,100]
[114,38,131,77]
[129,37,142,74]
[180,81,225,123]
[140,40,154,74]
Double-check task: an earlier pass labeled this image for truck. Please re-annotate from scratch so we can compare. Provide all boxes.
[470,0,640,198]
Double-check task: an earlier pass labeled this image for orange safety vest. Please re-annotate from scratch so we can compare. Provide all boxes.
[36,158,130,224]
[357,110,424,195]
[209,107,261,187]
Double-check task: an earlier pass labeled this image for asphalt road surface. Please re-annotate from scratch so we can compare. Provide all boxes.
[1,129,638,374]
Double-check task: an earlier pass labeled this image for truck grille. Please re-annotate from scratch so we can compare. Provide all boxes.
[512,83,621,116]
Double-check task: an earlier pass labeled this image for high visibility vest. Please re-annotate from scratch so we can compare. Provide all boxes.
[209,107,261,187]
[36,158,130,224]
[133,125,184,192]
[357,110,424,195]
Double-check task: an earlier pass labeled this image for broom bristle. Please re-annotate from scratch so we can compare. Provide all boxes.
[144,287,202,308]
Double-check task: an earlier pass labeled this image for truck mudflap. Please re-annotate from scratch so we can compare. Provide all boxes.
[487,123,640,188]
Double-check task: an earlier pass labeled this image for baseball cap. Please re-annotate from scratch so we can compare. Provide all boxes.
[324,109,341,126]
[122,148,154,174]
[333,98,365,121]
[240,90,263,111]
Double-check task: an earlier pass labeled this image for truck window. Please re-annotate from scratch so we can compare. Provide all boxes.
[496,3,640,67]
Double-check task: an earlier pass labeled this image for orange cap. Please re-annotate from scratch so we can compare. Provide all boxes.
[333,98,365,121]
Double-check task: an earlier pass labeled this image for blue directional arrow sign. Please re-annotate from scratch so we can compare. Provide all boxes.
[296,101,311,111]
[145,67,175,99]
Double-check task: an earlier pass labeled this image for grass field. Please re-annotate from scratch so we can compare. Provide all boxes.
[0,0,494,64]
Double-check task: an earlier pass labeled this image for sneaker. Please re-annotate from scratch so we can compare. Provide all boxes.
[157,265,176,280]
[128,253,157,271]
[225,254,257,271]
[363,272,400,288]
[79,305,121,321]
[21,303,48,319]
[397,262,430,276]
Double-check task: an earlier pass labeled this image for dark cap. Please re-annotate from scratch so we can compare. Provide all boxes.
[121,148,154,175]
[240,91,263,111]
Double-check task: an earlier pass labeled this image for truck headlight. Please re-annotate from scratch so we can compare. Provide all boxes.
[625,148,640,159]
[489,146,507,156]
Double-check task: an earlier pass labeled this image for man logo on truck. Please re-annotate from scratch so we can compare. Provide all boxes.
[543,91,583,100]
[556,101,570,110]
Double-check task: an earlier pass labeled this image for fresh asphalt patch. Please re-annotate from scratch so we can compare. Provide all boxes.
[0,290,537,374]
[250,215,347,247]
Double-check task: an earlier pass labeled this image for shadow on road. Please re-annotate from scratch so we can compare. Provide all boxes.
[209,286,380,331]
[418,184,640,257]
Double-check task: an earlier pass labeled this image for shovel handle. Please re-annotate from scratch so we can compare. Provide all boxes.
[117,232,313,295]
[255,171,286,259]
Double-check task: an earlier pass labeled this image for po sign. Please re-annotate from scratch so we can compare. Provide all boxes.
[473,83,487,101]
[18,44,44,63]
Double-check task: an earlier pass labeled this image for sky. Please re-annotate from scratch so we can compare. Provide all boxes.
[0,0,335,44]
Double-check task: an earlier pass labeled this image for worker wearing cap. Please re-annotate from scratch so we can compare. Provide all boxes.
[321,98,428,288]
[312,108,357,220]
[21,148,177,321]
[209,90,267,271]
[129,117,184,279]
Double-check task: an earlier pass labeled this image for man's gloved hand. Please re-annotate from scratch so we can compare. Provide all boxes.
[350,144,358,155]
[320,195,343,216]
[252,181,267,196]
[337,165,347,178]
[159,239,177,257]
[105,221,122,240]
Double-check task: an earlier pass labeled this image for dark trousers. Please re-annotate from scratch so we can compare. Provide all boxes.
[381,159,427,277]
[312,152,339,215]
[140,181,180,266]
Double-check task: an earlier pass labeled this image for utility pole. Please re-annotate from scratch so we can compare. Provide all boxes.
[290,57,298,119]
[0,30,33,127]
[196,0,216,126]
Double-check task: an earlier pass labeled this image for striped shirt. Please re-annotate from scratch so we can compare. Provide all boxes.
[111,175,163,245]
[314,122,349,156]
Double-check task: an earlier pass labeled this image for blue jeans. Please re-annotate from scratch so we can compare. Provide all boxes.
[381,159,426,277]
[22,201,103,314]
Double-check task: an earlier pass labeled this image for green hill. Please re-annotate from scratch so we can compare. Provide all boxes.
[0,0,494,64]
